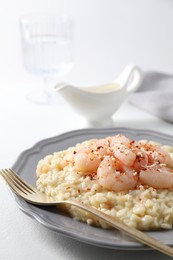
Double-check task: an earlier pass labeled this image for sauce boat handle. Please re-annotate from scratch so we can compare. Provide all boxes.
[116,64,143,93]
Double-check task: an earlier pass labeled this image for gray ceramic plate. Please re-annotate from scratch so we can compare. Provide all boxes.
[12,128,173,250]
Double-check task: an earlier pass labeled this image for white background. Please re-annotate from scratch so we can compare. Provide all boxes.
[1,0,173,90]
[1,1,173,260]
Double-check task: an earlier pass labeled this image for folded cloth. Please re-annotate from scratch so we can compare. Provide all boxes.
[129,71,173,123]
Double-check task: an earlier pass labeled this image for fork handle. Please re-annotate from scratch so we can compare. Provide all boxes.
[62,200,173,257]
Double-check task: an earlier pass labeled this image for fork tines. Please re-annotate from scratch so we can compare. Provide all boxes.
[0,168,36,195]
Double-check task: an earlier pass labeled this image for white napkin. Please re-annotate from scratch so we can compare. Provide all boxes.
[129,71,173,123]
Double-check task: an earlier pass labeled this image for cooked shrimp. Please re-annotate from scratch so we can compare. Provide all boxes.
[108,134,131,147]
[139,165,173,189]
[74,140,110,172]
[133,150,148,172]
[74,147,101,172]
[138,142,171,165]
[97,156,138,191]
[105,135,136,167]
[74,135,173,191]
[113,146,136,167]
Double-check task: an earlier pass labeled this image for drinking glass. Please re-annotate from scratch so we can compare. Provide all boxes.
[20,13,74,105]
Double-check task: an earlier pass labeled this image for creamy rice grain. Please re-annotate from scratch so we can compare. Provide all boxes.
[36,137,173,230]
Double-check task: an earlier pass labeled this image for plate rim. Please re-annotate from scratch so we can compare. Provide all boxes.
[11,127,173,250]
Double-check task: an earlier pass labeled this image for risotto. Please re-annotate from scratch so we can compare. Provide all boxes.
[36,134,173,230]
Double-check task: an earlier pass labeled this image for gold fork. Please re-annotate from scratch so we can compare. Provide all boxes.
[1,168,173,257]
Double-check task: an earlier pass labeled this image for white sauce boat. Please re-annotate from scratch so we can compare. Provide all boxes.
[54,64,142,126]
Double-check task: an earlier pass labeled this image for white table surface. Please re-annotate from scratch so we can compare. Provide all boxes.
[0,86,173,260]
[1,0,173,259]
